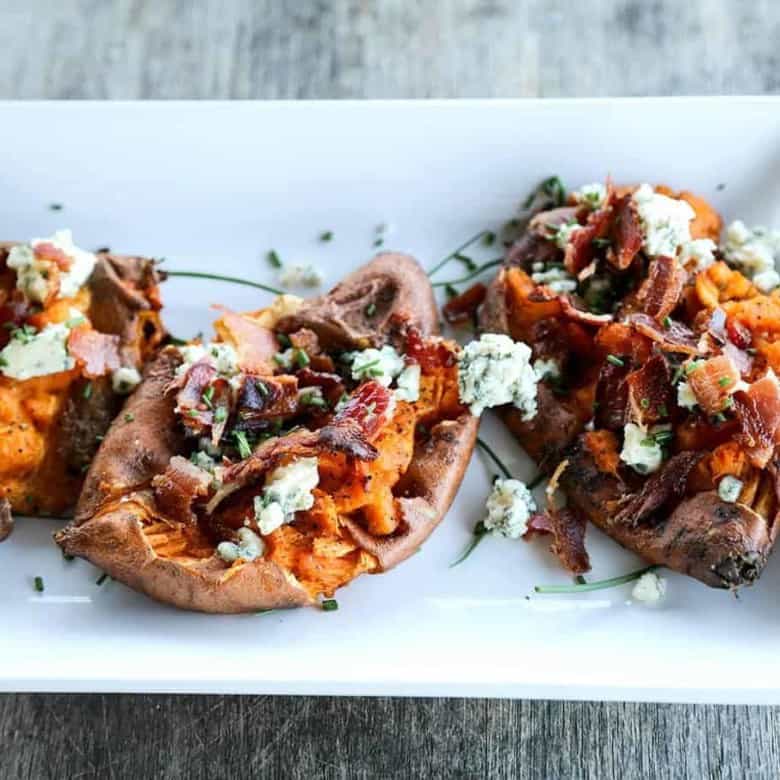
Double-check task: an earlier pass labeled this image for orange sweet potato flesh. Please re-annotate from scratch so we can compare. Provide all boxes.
[0,247,164,516]
[57,254,477,612]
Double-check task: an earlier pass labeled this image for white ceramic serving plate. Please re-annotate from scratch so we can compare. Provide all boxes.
[2,98,780,702]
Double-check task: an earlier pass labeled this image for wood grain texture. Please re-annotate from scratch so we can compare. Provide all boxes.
[1,0,780,778]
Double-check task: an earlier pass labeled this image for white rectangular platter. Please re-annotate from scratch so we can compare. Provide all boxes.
[2,98,780,702]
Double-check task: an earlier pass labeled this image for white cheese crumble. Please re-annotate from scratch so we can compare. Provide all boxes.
[484,478,537,539]
[632,184,695,258]
[679,238,717,271]
[7,229,97,304]
[573,182,607,211]
[111,366,142,394]
[676,380,698,410]
[620,422,665,475]
[348,344,405,387]
[631,571,667,605]
[722,220,780,293]
[718,475,743,504]
[457,334,539,419]
[177,342,240,379]
[278,264,324,288]
[0,322,75,380]
[253,457,320,536]
[533,358,560,381]
[395,363,421,402]
[216,527,265,563]
[549,221,583,250]
[530,266,578,293]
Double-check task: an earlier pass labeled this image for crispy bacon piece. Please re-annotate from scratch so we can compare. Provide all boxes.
[404,326,457,371]
[626,353,672,425]
[334,380,393,440]
[505,231,560,270]
[523,506,590,574]
[235,374,299,430]
[626,313,700,355]
[635,256,687,321]
[563,201,615,275]
[296,367,345,407]
[174,360,219,434]
[34,241,72,270]
[213,309,278,374]
[595,360,630,431]
[727,317,752,350]
[67,326,121,378]
[613,451,704,526]
[686,354,740,415]
[289,328,322,356]
[560,296,613,327]
[152,455,213,523]
[442,283,487,324]
[734,372,780,468]
[606,194,643,270]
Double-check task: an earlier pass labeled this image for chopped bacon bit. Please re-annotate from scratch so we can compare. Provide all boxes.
[595,360,630,431]
[723,342,753,379]
[626,313,700,355]
[727,317,752,350]
[734,372,780,468]
[289,328,322,357]
[174,360,219,434]
[442,283,487,324]
[34,241,72,271]
[236,374,299,430]
[403,326,457,371]
[613,451,704,526]
[524,506,590,574]
[583,429,621,476]
[213,309,278,374]
[635,255,687,322]
[560,296,613,327]
[296,367,345,407]
[67,326,121,378]
[563,202,614,275]
[152,455,212,523]
[505,231,560,270]
[626,354,672,425]
[333,380,393,440]
[686,354,740,415]
[607,194,643,270]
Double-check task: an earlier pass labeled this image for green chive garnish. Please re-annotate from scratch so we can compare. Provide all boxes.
[294,348,310,368]
[319,231,333,242]
[718,376,732,387]
[202,386,215,409]
[606,354,625,367]
[267,250,282,268]
[640,398,650,409]
[321,599,339,611]
[534,565,658,594]
[82,382,93,400]
[233,430,252,460]
[34,576,44,592]
[214,406,228,423]
[663,316,672,328]
[449,521,490,568]
[365,302,377,317]
[96,573,109,586]
[124,413,135,423]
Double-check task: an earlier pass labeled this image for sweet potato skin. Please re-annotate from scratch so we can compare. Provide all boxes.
[57,254,476,613]
[478,261,776,589]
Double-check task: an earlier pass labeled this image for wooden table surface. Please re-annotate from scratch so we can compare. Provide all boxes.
[1,1,779,777]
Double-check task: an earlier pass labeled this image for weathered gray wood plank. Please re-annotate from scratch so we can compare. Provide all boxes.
[1,0,779,778]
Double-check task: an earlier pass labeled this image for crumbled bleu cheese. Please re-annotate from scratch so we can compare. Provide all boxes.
[718,475,743,503]
[631,571,667,605]
[190,449,219,473]
[348,345,405,387]
[253,457,320,535]
[457,333,539,418]
[573,182,607,211]
[679,238,717,271]
[177,341,240,380]
[484,478,537,539]
[533,358,560,381]
[279,264,324,288]
[722,220,780,292]
[112,366,142,394]
[395,362,421,402]
[216,527,265,563]
[530,266,578,293]
[632,184,695,258]
[7,230,97,304]
[0,322,75,380]
[676,380,698,410]
[620,422,665,474]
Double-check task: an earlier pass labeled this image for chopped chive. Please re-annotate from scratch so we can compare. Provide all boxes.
[96,573,109,586]
[663,316,672,329]
[62,551,75,561]
[294,348,310,368]
[0,355,7,368]
[34,576,44,592]
[267,250,282,268]
[319,231,333,242]
[454,252,478,272]
[722,396,734,410]
[654,430,674,444]
[685,361,702,375]
[445,284,459,299]
[255,380,269,397]
[321,599,339,612]
[534,565,658,594]
[124,413,135,423]
[373,238,384,248]
[671,365,684,385]
[606,354,625,367]
[482,232,496,246]
[640,397,650,409]
[449,521,490,568]
[49,202,63,211]
[541,175,567,206]
[365,302,377,317]
[276,332,291,348]
[233,430,252,459]
[82,382,93,400]
[214,406,228,423]
[718,376,732,388]
[713,412,727,423]
[202,386,215,409]
[95,434,104,442]
[574,575,587,585]
[301,392,328,409]
[188,409,199,418]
